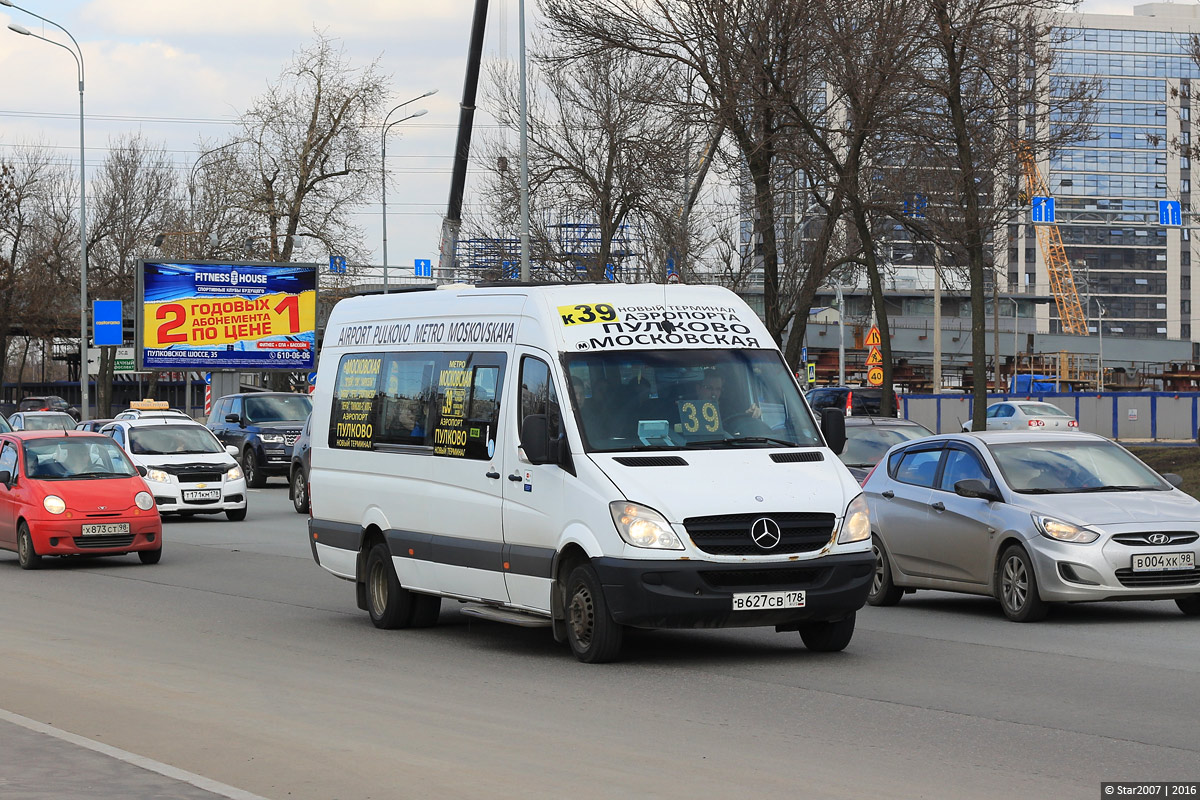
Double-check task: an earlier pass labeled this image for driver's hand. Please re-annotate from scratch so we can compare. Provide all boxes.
[745,403,762,419]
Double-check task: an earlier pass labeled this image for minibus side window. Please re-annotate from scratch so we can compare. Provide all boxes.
[519,357,562,441]
[329,353,383,450]
[377,354,436,447]
[429,352,506,460]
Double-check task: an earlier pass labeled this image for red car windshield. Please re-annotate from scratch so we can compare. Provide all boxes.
[23,438,137,479]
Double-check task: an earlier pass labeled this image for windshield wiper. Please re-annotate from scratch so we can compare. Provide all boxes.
[70,471,128,478]
[687,436,798,448]
[1072,485,1160,493]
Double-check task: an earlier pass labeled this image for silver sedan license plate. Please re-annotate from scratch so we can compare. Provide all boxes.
[1132,551,1195,572]
[732,590,806,611]
[183,489,221,501]
[81,523,130,536]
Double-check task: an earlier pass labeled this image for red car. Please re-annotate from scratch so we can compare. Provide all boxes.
[0,431,162,569]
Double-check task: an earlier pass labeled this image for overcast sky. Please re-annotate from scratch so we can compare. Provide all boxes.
[0,0,1182,276]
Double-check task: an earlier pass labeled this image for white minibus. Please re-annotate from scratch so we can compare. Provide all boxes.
[308,283,871,662]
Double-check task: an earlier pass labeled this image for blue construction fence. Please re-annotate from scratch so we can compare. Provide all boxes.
[900,391,1200,442]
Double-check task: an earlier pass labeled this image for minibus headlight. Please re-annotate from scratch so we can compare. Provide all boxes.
[836,494,871,544]
[609,501,683,550]
[135,491,155,511]
[44,495,67,515]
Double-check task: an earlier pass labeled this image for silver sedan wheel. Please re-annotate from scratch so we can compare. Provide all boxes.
[1002,554,1029,611]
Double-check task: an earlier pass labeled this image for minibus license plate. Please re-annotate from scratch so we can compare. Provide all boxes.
[183,489,221,501]
[81,523,130,536]
[1132,552,1194,572]
[732,590,805,611]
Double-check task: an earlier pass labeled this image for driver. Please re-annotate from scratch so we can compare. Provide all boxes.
[695,373,763,423]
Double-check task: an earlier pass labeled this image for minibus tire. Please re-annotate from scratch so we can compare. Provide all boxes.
[797,612,855,652]
[564,564,623,663]
[365,542,412,629]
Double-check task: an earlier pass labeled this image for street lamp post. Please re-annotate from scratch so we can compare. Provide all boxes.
[1011,297,1020,392]
[1095,299,1106,392]
[833,284,846,386]
[518,0,531,282]
[5,2,88,419]
[189,141,242,243]
[382,91,435,293]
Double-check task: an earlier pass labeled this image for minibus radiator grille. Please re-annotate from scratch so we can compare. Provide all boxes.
[684,512,835,556]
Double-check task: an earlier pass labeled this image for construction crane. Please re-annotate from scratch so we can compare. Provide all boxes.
[1016,144,1089,335]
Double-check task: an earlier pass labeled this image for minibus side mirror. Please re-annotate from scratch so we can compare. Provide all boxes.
[820,407,846,455]
[1162,472,1183,489]
[520,414,553,464]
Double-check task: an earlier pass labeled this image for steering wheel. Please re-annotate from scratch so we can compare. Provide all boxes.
[722,412,769,436]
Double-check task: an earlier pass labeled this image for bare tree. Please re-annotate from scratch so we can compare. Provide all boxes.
[224,32,387,267]
[542,0,825,344]
[891,2,1094,427]
[476,47,691,282]
[88,134,184,414]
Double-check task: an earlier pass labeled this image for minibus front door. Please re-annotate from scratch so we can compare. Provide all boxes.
[501,352,565,613]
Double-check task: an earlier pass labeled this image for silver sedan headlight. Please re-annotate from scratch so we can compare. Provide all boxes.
[837,494,871,544]
[225,465,244,481]
[1033,514,1100,544]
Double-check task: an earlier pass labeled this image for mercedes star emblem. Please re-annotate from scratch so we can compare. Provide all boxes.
[750,517,782,550]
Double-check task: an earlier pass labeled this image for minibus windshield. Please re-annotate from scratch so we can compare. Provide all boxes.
[563,349,823,452]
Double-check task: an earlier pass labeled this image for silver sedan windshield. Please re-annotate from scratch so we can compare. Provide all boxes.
[988,440,1168,494]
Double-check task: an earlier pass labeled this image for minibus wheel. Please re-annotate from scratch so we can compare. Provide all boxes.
[365,542,412,629]
[564,564,623,663]
[797,612,855,652]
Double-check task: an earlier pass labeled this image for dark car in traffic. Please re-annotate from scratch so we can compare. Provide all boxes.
[18,395,81,422]
[806,386,899,417]
[207,392,312,488]
[288,414,312,514]
[840,417,933,483]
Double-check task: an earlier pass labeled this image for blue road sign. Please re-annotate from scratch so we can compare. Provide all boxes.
[307,371,318,384]
[502,261,518,279]
[414,258,432,278]
[801,346,808,364]
[902,193,927,219]
[1159,200,1182,226]
[329,255,347,273]
[1031,196,1055,224]
[93,300,123,346]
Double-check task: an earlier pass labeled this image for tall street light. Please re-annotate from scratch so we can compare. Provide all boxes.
[189,140,242,240]
[382,90,435,293]
[5,2,89,419]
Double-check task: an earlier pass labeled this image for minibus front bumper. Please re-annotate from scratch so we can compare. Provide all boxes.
[590,550,874,629]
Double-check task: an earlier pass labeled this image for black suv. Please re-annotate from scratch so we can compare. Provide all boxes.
[805,386,899,417]
[207,392,312,487]
[18,395,81,422]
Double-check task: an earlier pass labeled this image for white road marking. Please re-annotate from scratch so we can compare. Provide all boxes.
[0,707,270,800]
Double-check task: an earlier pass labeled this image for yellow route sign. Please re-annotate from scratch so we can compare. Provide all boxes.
[867,366,884,386]
[866,346,883,366]
[864,326,882,346]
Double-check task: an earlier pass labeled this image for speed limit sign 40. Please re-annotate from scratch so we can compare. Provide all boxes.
[867,366,884,386]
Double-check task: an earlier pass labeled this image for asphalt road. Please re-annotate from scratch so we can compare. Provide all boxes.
[1,479,1197,800]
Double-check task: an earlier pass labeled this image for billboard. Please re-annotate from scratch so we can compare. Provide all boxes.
[138,260,317,371]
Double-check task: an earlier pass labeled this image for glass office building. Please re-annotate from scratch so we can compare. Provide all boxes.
[1038,4,1200,340]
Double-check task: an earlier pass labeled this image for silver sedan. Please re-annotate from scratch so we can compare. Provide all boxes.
[863,431,1200,621]
[961,400,1079,432]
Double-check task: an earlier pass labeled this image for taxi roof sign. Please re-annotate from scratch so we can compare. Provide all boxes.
[131,399,170,410]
